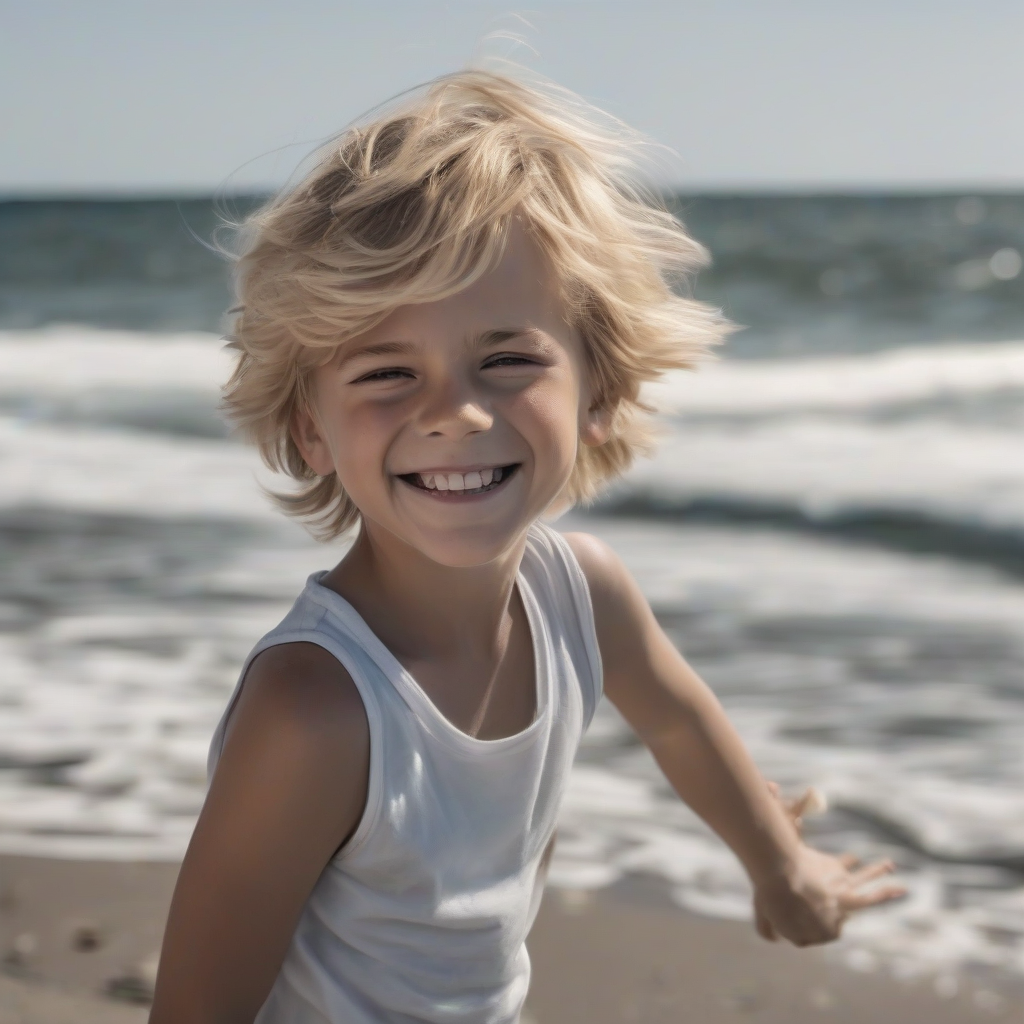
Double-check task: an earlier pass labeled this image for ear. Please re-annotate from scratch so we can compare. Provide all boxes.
[290,403,336,477]
[579,402,613,448]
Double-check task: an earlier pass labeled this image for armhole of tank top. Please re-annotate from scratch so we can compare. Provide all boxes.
[212,624,386,863]
[537,524,604,721]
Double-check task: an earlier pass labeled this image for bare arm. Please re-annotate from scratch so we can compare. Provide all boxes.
[149,643,370,1023]
[567,532,903,945]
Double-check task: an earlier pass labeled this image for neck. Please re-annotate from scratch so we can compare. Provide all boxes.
[323,521,528,664]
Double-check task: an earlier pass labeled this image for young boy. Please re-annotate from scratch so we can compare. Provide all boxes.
[150,71,902,1023]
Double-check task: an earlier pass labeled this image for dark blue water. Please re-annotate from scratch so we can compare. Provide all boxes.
[3,193,1023,353]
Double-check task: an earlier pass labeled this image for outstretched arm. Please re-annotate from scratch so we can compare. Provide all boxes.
[149,642,370,1023]
[566,533,903,946]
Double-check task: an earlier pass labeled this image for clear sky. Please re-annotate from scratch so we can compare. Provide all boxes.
[3,1,1023,195]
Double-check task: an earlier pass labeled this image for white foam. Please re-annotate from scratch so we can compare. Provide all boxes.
[0,517,1020,984]
[630,415,1024,532]
[3,329,1024,986]
[3,331,1023,539]
[646,340,1024,415]
[0,327,231,394]
[827,775,1024,863]
[0,536,328,861]
[563,515,1024,627]
[0,418,281,520]
[543,517,1024,986]
[551,750,1024,983]
[626,341,1024,535]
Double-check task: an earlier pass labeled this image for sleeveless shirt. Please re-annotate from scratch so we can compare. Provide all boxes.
[207,523,603,1024]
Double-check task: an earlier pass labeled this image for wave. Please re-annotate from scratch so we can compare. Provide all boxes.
[0,327,231,439]
[0,326,230,391]
[594,493,1024,576]
[609,412,1024,563]
[6,327,1021,408]
[646,340,1024,416]
[0,418,278,521]
[4,328,1024,573]
[546,516,1024,983]
[616,345,1024,567]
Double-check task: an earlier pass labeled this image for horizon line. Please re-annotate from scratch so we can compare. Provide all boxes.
[4,183,1024,203]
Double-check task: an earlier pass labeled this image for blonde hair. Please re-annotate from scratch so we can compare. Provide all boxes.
[223,69,728,539]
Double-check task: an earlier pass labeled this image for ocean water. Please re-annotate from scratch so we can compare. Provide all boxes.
[1,196,1023,991]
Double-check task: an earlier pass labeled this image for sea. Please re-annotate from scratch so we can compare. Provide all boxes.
[1,193,1023,995]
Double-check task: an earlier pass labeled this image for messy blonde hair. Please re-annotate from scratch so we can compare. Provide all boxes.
[223,69,727,539]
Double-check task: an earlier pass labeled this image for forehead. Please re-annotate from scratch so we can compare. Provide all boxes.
[360,223,568,346]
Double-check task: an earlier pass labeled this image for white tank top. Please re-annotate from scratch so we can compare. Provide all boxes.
[208,523,603,1024]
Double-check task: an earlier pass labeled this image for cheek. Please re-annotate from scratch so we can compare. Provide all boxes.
[320,398,398,487]
[512,376,582,463]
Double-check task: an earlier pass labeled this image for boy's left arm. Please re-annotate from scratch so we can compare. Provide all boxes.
[566,532,904,946]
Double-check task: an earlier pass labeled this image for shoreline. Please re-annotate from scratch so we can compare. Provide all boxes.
[0,854,1018,1022]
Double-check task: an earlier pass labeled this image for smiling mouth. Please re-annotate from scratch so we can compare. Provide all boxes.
[398,463,520,497]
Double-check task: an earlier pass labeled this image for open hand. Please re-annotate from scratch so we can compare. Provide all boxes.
[753,784,906,945]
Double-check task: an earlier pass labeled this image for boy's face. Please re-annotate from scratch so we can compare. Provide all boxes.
[294,223,609,567]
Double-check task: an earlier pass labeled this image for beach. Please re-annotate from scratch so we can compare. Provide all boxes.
[2,193,1023,1014]
[0,853,1018,1023]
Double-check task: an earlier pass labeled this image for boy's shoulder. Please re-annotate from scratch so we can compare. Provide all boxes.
[561,531,653,634]
[561,530,619,580]
[561,532,670,710]
[223,641,369,772]
[198,640,372,919]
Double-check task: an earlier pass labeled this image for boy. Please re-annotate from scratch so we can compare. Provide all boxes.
[150,71,901,1023]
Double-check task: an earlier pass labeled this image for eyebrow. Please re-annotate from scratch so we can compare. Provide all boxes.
[335,339,416,367]
[338,327,546,366]
[479,327,546,347]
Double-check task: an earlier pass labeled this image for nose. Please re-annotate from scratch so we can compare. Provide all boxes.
[415,374,493,439]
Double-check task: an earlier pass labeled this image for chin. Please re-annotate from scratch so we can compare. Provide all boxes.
[411,522,532,569]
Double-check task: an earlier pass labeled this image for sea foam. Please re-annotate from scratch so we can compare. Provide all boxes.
[2,327,1023,986]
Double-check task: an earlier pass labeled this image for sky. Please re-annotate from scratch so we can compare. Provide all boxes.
[3,1,1024,195]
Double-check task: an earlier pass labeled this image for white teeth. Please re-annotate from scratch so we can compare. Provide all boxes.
[412,467,509,492]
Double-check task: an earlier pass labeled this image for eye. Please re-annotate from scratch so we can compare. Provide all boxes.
[483,354,539,369]
[351,367,414,384]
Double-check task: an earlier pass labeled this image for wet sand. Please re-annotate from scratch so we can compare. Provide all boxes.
[0,854,1018,1023]
[529,877,1021,1023]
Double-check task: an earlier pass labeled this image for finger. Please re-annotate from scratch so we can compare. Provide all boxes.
[842,879,906,907]
[781,798,805,833]
[789,789,815,818]
[790,786,827,819]
[848,860,895,887]
[767,780,781,797]
[838,853,860,869]
[791,920,843,948]
[754,909,777,942]
[840,884,907,910]
[803,787,828,815]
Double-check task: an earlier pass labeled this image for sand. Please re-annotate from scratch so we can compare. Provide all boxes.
[0,856,172,1023]
[0,854,1019,1023]
[529,877,1022,1023]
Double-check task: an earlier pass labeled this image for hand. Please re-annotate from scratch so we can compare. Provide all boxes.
[753,783,906,946]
